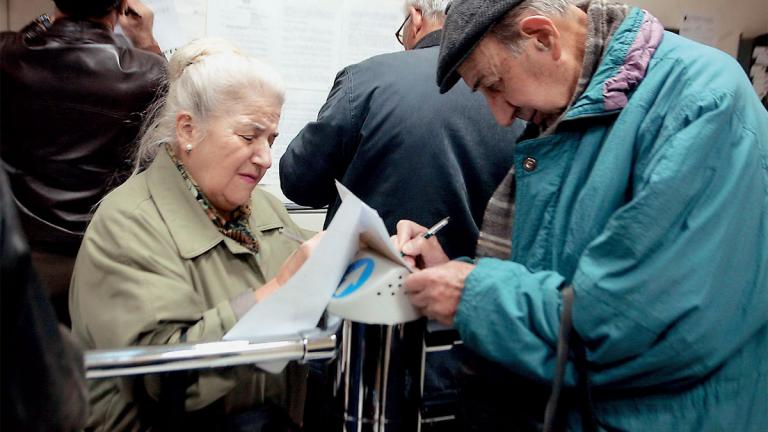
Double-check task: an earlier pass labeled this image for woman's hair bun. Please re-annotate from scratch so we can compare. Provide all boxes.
[167,38,243,82]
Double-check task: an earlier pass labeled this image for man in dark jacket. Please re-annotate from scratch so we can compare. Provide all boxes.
[280,2,525,430]
[0,0,166,325]
[280,0,524,260]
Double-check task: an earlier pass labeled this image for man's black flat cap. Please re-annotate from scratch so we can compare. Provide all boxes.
[437,0,526,93]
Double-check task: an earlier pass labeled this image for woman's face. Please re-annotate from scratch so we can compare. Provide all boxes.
[176,94,282,216]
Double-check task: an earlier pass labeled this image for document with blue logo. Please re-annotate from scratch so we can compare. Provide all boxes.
[224,182,409,371]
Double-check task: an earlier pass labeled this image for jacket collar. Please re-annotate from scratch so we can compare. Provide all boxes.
[145,150,285,259]
[39,18,118,46]
[413,30,442,50]
[564,8,664,120]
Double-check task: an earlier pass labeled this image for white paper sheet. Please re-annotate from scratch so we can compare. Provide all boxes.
[174,0,207,41]
[753,47,768,66]
[142,0,192,58]
[224,182,410,372]
[751,66,768,100]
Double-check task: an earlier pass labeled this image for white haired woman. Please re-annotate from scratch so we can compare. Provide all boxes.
[69,38,318,431]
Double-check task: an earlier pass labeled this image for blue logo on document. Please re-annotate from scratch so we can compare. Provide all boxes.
[334,258,375,298]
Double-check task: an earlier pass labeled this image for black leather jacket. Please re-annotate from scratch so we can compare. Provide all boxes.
[0,18,165,253]
[0,168,88,432]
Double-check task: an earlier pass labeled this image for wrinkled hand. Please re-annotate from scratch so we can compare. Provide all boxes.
[118,0,161,54]
[404,260,475,326]
[392,220,449,269]
[254,231,325,302]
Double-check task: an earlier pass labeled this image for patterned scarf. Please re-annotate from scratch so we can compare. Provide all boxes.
[165,145,260,253]
[475,0,629,259]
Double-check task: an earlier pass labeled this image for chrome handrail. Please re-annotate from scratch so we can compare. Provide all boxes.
[85,328,337,379]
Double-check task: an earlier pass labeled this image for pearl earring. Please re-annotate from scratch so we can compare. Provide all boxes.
[185,144,193,153]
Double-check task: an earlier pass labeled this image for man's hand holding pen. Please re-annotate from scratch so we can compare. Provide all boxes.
[395,218,451,269]
[393,218,476,326]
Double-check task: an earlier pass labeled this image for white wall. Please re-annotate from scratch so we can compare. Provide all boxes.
[1,0,9,31]
[7,0,765,231]
[8,0,767,56]
[8,0,49,30]
[629,0,768,56]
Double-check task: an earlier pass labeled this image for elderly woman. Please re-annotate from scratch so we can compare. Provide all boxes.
[69,38,316,431]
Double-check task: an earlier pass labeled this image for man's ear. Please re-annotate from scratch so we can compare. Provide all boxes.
[409,6,424,34]
[175,112,196,152]
[519,15,561,59]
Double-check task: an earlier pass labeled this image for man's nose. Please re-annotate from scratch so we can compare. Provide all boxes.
[485,94,515,127]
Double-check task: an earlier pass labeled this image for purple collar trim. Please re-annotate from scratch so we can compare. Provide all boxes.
[603,11,665,111]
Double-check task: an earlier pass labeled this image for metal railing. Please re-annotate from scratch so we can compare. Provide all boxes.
[85,328,337,379]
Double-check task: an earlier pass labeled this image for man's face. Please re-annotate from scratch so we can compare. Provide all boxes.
[458,35,572,127]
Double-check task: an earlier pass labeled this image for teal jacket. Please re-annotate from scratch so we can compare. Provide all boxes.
[455,8,768,431]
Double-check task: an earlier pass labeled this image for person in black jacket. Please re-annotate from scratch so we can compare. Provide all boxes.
[0,0,166,325]
[0,169,88,432]
[280,0,525,260]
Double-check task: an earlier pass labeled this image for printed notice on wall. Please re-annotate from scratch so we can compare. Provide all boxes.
[137,0,189,58]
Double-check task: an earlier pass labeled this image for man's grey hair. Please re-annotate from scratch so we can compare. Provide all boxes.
[403,0,451,20]
[489,0,574,55]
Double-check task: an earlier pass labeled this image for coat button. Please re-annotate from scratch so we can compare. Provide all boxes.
[523,157,537,172]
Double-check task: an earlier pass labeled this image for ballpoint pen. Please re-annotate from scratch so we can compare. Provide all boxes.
[421,216,450,239]
[401,216,450,256]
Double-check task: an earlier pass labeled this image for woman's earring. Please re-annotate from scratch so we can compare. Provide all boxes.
[185,144,193,153]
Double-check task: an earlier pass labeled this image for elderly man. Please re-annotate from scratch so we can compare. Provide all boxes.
[396,0,768,430]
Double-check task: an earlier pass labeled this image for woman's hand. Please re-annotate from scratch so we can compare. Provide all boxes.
[275,231,325,285]
[392,220,449,269]
[254,231,325,302]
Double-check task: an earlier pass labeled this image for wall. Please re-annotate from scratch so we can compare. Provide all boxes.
[8,0,768,56]
[8,0,48,30]
[5,0,767,231]
[1,0,9,31]
[629,0,768,56]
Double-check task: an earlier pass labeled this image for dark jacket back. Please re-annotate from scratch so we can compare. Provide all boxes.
[281,33,524,258]
[0,18,165,252]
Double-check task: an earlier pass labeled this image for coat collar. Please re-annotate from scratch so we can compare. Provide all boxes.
[413,30,442,50]
[146,150,285,259]
[40,18,118,46]
[564,8,664,120]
